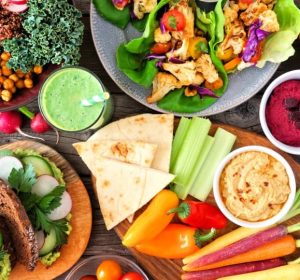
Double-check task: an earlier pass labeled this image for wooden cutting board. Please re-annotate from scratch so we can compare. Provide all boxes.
[0,140,92,280]
[92,123,300,280]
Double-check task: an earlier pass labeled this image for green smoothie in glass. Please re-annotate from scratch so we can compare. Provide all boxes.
[39,67,113,132]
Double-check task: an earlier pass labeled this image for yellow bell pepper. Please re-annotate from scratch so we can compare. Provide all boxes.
[188,37,208,59]
[216,47,234,61]
[122,189,179,248]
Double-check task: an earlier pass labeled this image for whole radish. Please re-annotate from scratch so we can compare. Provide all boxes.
[0,111,44,141]
[30,112,50,134]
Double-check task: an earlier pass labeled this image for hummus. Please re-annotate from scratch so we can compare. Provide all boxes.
[220,151,290,222]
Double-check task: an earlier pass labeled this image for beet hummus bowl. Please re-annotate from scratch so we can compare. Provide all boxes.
[260,70,300,155]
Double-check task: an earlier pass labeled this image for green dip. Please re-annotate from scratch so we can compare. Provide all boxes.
[40,67,108,132]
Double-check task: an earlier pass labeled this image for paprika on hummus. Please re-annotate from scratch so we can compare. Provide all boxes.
[220,151,290,222]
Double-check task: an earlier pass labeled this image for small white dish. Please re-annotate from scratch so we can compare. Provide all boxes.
[213,146,296,228]
[259,70,300,155]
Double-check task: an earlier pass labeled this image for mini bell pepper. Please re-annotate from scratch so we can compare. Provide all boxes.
[169,201,227,229]
[135,224,216,259]
[122,189,179,248]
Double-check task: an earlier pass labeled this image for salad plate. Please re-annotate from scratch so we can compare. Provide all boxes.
[0,140,92,280]
[90,3,279,117]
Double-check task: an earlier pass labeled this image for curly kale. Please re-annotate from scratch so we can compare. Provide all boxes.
[3,0,84,72]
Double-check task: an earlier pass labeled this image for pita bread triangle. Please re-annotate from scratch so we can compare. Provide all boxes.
[84,155,175,230]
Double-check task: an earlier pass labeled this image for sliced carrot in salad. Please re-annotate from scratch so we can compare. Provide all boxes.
[224,57,241,72]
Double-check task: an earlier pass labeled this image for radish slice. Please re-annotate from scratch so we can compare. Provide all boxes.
[9,0,27,4]
[35,231,45,251]
[0,156,23,183]
[2,2,28,13]
[47,191,72,221]
[31,175,59,197]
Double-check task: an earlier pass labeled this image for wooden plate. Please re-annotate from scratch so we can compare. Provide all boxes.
[0,140,92,280]
[91,123,300,280]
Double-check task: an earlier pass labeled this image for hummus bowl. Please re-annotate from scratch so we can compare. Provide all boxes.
[213,146,296,228]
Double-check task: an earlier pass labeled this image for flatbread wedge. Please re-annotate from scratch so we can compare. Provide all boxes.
[73,140,158,167]
[88,114,174,173]
[86,156,175,230]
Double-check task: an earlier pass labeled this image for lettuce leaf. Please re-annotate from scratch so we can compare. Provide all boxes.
[257,0,300,67]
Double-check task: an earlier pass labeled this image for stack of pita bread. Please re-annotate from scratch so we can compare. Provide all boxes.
[73,114,175,230]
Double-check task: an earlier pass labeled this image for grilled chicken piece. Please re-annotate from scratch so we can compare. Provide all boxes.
[171,0,194,41]
[147,73,180,103]
[133,0,157,19]
[154,28,171,43]
[162,61,197,86]
[259,10,279,33]
[224,1,239,26]
[240,1,268,26]
[196,54,219,83]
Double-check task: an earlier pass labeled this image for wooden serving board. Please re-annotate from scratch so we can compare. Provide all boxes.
[92,123,300,280]
[0,140,92,280]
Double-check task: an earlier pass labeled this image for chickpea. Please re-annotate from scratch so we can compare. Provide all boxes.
[0,61,6,67]
[9,74,18,82]
[15,69,25,78]
[0,76,5,85]
[2,66,13,77]
[0,52,10,61]
[11,86,16,94]
[15,79,25,89]
[1,90,12,102]
[24,73,32,79]
[24,78,33,89]
[33,65,43,75]
[3,78,14,90]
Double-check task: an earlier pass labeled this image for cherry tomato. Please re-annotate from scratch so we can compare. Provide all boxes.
[150,42,172,54]
[121,272,144,280]
[250,40,265,64]
[96,260,122,280]
[239,0,254,4]
[161,10,186,32]
[80,276,97,280]
[113,0,130,10]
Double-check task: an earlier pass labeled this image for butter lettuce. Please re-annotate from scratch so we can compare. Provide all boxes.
[257,0,300,67]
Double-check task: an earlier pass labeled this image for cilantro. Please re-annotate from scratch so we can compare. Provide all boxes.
[38,186,65,214]
[8,165,36,193]
[195,41,209,53]
[168,16,178,30]
[0,250,5,262]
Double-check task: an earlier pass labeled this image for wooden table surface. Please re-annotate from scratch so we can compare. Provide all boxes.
[0,1,300,279]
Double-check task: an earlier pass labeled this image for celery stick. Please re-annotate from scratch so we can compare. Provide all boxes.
[170,117,191,171]
[189,128,236,201]
[172,117,211,199]
[174,135,214,199]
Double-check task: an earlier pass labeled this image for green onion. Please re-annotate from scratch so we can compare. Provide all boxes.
[189,128,236,201]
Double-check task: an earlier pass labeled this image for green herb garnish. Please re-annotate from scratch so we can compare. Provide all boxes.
[196,41,209,53]
[168,16,177,30]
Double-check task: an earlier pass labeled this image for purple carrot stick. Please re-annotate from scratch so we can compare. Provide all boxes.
[188,225,292,269]
[182,258,286,280]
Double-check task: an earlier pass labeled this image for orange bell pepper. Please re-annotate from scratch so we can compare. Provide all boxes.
[135,224,216,259]
[205,77,224,91]
[224,57,241,72]
[122,190,179,248]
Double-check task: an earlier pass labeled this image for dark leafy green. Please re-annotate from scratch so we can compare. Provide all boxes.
[131,14,150,32]
[93,0,130,29]
[3,0,84,72]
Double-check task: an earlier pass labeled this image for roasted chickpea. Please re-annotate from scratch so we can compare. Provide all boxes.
[9,74,18,82]
[15,79,25,89]
[33,65,43,75]
[0,61,6,67]
[0,76,5,85]
[15,69,25,78]
[11,86,17,94]
[3,78,14,90]
[24,78,33,89]
[24,73,32,79]
[2,66,13,77]
[1,89,12,102]
[0,52,10,61]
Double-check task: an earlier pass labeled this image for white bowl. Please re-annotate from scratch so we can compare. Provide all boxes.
[213,146,296,228]
[259,70,300,155]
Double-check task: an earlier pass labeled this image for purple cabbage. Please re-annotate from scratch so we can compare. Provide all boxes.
[160,20,166,34]
[156,60,164,70]
[242,20,270,63]
[169,57,185,64]
[145,54,167,60]
[130,8,138,20]
[189,85,219,99]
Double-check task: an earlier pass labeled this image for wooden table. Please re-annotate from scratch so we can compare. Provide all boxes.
[0,1,299,279]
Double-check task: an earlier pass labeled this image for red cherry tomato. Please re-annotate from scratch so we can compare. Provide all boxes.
[161,9,186,31]
[113,0,130,10]
[80,276,97,280]
[239,0,254,4]
[96,260,122,280]
[121,272,144,280]
[150,42,172,54]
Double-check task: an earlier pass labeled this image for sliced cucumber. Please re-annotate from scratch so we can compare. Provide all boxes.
[39,229,57,256]
[0,156,23,182]
[0,149,14,158]
[22,156,53,177]
[31,175,59,197]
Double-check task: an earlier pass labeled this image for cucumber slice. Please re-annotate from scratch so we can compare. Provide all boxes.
[0,149,14,158]
[22,156,53,177]
[0,156,23,182]
[39,229,57,256]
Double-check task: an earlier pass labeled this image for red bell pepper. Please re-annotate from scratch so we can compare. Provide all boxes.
[169,201,227,229]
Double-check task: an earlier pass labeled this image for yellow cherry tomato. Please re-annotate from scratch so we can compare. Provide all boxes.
[96,260,122,280]
[188,37,208,59]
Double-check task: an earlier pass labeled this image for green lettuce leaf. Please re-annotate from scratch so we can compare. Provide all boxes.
[125,0,170,54]
[92,0,130,29]
[131,14,150,32]
[257,0,300,67]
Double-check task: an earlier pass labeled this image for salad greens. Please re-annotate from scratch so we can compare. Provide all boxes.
[257,0,300,67]
[3,0,84,72]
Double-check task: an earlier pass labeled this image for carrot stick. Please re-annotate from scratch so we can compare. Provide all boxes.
[185,235,298,272]
[183,227,267,265]
[224,57,241,72]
